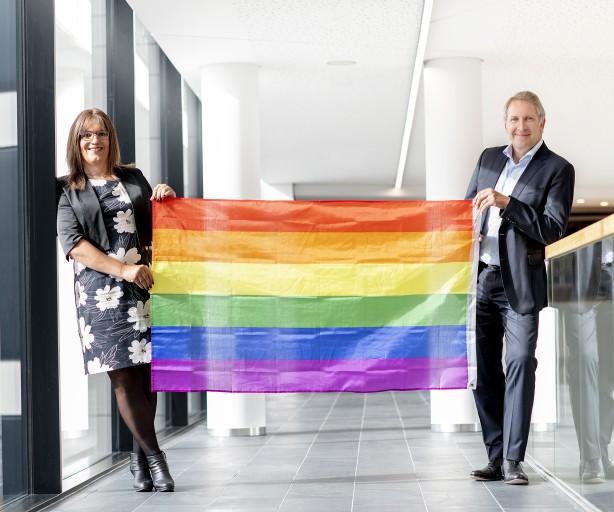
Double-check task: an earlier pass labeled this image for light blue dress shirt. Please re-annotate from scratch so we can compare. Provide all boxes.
[479,139,544,266]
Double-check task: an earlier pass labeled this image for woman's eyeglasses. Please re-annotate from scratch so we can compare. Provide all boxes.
[79,130,110,141]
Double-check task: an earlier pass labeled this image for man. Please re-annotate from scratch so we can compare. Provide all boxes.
[466,91,575,485]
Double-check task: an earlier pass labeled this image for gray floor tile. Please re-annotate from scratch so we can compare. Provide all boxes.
[40,392,585,512]
[278,496,353,512]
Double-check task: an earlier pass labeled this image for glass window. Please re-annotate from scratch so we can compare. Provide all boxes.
[134,16,162,187]
[545,235,614,507]
[55,0,112,480]
[0,0,27,505]
[182,81,202,198]
[181,82,205,420]
[187,393,206,422]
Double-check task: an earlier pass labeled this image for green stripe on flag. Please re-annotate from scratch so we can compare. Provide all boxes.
[152,293,468,328]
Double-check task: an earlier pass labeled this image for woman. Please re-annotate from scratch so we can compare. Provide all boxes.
[57,108,176,492]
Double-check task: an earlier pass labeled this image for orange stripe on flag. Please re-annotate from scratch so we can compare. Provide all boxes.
[153,229,473,264]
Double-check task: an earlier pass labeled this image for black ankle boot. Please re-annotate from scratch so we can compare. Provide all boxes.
[130,452,153,492]
[146,451,175,492]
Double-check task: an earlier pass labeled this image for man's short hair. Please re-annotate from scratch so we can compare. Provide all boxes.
[504,91,546,122]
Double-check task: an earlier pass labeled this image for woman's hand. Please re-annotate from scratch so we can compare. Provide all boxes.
[69,240,155,289]
[151,183,177,202]
[121,264,154,290]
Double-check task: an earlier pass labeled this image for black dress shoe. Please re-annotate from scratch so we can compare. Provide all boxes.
[502,460,528,485]
[580,459,605,483]
[471,457,502,481]
[603,457,614,479]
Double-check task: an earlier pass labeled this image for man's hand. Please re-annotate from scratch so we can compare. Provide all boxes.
[473,188,510,212]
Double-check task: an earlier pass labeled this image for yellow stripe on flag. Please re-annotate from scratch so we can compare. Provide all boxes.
[151,261,472,297]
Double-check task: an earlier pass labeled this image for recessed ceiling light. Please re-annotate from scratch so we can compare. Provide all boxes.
[326,60,356,66]
[576,198,586,204]
[600,201,610,207]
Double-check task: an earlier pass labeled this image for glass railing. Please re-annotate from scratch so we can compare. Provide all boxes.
[543,214,614,508]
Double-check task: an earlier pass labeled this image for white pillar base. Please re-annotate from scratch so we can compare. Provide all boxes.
[430,389,480,432]
[207,392,266,437]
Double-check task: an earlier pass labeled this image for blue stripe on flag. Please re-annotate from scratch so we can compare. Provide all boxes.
[152,325,467,361]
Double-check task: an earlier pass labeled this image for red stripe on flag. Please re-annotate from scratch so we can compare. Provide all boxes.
[153,198,473,233]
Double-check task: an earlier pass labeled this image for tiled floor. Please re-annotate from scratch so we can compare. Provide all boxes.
[40,391,585,512]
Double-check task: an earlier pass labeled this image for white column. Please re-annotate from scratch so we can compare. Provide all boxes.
[424,57,482,432]
[201,63,261,199]
[424,58,483,199]
[201,63,266,437]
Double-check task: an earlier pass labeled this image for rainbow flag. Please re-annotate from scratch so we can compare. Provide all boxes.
[151,198,478,393]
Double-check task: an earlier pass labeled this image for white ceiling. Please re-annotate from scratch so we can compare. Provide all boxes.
[127,0,614,208]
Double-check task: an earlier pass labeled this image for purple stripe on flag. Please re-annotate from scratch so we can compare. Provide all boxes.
[151,357,469,393]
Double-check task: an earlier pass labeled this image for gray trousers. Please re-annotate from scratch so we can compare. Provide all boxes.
[473,265,538,462]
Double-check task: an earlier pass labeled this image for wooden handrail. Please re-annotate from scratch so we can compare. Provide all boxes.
[546,213,614,260]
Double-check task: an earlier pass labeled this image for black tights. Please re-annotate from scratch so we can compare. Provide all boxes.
[108,364,160,456]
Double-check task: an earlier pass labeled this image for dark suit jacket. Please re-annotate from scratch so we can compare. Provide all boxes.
[56,167,153,259]
[465,142,575,314]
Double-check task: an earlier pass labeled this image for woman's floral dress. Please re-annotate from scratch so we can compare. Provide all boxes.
[74,178,152,375]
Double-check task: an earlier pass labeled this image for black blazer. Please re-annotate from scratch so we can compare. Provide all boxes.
[465,142,575,314]
[56,167,153,259]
